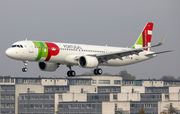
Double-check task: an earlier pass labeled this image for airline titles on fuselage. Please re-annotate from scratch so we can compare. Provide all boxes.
[63,45,83,50]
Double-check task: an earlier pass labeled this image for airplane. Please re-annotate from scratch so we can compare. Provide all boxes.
[5,22,172,77]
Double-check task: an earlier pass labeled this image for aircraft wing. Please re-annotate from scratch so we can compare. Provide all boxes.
[92,34,169,62]
[96,48,143,60]
[94,47,146,62]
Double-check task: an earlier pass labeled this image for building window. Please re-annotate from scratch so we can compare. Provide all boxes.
[145,87,169,93]
[59,95,62,100]
[27,88,30,93]
[136,81,142,86]
[81,88,83,93]
[92,80,97,84]
[165,95,169,100]
[114,80,121,84]
[85,80,89,84]
[50,95,54,99]
[4,78,10,83]
[76,80,79,84]
[0,78,3,83]
[132,89,134,93]
[98,80,110,84]
[95,88,96,92]
[59,104,63,109]
[80,80,85,84]
[115,103,117,111]
[113,95,117,100]
[98,86,121,93]
[131,81,134,84]
[11,78,14,83]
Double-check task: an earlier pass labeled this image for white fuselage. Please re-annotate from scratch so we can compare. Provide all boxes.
[6,40,155,67]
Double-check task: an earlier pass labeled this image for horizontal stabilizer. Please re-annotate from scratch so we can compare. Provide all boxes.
[145,50,173,56]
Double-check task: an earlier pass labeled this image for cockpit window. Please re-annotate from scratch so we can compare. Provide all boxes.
[12,45,23,48]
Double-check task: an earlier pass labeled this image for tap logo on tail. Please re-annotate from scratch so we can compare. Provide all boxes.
[132,22,153,51]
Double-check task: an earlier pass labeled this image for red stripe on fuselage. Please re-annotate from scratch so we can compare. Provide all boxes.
[45,42,60,61]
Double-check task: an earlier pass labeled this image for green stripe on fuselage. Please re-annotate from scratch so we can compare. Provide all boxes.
[33,42,48,61]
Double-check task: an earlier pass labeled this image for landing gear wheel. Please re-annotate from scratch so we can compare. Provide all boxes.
[67,70,76,77]
[97,68,102,74]
[22,60,28,72]
[94,69,98,75]
[22,68,28,72]
[67,65,76,77]
[94,68,102,75]
[71,71,76,76]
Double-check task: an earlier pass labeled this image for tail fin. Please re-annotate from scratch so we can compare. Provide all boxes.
[132,22,154,51]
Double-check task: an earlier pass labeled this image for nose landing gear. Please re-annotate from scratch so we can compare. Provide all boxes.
[22,68,28,72]
[22,60,28,72]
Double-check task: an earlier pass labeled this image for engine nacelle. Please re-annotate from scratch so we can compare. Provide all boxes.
[78,56,99,68]
[38,62,59,71]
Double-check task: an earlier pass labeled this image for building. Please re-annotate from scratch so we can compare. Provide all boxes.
[0,75,180,114]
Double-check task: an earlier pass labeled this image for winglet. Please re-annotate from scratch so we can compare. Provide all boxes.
[151,34,166,47]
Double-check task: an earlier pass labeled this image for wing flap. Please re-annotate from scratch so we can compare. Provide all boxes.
[96,48,145,61]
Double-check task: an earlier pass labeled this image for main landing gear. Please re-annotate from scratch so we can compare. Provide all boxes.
[22,60,28,72]
[66,65,103,77]
[94,68,103,75]
[67,65,76,77]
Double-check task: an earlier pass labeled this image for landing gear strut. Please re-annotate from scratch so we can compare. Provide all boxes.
[67,65,76,77]
[22,60,28,72]
[94,68,103,75]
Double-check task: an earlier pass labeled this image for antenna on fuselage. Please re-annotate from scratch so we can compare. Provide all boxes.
[25,38,28,41]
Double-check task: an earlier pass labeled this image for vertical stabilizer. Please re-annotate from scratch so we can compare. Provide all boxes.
[132,22,153,51]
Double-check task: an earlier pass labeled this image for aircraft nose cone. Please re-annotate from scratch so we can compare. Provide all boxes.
[5,48,12,58]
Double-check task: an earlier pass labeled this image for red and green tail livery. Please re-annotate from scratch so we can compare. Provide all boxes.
[132,22,153,51]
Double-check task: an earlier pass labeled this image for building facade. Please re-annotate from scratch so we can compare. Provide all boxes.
[0,76,180,114]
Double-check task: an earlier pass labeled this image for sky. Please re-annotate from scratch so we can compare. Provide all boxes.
[0,0,179,79]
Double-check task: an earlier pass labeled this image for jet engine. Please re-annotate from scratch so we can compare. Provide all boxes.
[78,56,99,68]
[38,62,59,71]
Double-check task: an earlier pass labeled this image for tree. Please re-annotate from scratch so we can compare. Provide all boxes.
[160,75,177,81]
[177,76,180,80]
[161,103,179,114]
[102,72,112,76]
[139,107,145,114]
[119,70,136,80]
[160,111,167,114]
[81,70,94,75]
